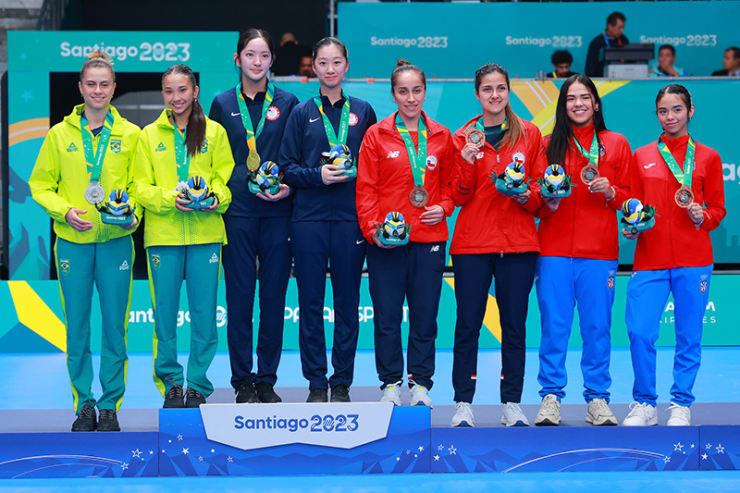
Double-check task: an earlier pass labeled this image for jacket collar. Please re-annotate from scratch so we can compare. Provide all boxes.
[64,104,125,134]
[377,111,445,137]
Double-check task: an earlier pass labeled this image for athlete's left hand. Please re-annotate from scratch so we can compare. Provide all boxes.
[257,184,291,202]
[420,204,445,226]
[589,177,615,199]
[202,195,220,212]
[513,188,530,205]
[119,214,139,231]
[688,202,704,226]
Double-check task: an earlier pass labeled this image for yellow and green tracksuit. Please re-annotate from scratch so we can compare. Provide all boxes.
[133,109,234,398]
[29,103,141,414]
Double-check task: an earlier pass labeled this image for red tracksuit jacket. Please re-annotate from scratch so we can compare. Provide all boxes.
[536,123,631,260]
[630,134,726,270]
[449,116,546,255]
[356,111,454,243]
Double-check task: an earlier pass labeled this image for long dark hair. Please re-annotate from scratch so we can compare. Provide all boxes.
[656,83,692,111]
[547,74,606,166]
[474,63,524,150]
[312,37,348,61]
[236,28,274,60]
[162,64,206,157]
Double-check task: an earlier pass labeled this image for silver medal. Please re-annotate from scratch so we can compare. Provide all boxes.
[84,181,105,204]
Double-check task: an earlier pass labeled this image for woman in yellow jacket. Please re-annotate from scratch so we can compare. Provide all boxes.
[134,64,234,408]
[29,51,141,432]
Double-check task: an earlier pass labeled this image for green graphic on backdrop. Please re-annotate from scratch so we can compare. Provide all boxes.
[338,1,740,78]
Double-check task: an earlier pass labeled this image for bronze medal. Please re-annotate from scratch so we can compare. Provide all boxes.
[580,164,599,185]
[409,185,429,208]
[674,185,694,208]
[465,127,486,149]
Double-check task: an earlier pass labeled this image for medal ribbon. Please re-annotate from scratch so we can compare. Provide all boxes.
[236,82,275,162]
[313,94,350,147]
[573,132,600,168]
[471,115,508,136]
[172,117,190,182]
[658,137,695,188]
[395,113,428,187]
[80,110,114,183]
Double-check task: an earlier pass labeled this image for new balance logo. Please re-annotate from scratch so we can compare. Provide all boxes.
[644,162,656,169]
[119,260,130,271]
[209,253,219,264]
[155,142,167,152]
[430,245,440,253]
[66,142,78,152]
[386,151,400,159]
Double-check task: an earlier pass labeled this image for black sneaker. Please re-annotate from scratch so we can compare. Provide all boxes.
[71,402,97,432]
[306,388,328,403]
[235,383,259,404]
[97,409,120,432]
[330,384,351,403]
[255,382,282,403]
[185,388,206,408]
[163,383,185,408]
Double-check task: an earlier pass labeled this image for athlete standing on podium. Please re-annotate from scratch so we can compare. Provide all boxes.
[280,37,376,403]
[209,29,299,404]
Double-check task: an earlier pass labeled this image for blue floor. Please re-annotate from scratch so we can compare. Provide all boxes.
[1,471,740,492]
[1,347,740,409]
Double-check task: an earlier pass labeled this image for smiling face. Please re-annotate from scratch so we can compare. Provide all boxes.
[313,43,348,90]
[234,37,272,84]
[392,70,426,122]
[475,72,509,118]
[657,92,694,138]
[565,81,599,127]
[78,66,116,112]
[162,72,199,121]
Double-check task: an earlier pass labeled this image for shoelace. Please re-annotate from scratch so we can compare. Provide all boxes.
[166,385,184,399]
[79,404,95,418]
[628,402,650,416]
[455,402,470,411]
[667,403,689,414]
[541,396,559,413]
[506,403,523,414]
[590,399,611,415]
[187,388,203,399]
[99,409,115,420]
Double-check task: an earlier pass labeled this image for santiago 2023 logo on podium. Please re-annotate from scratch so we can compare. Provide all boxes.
[200,402,395,450]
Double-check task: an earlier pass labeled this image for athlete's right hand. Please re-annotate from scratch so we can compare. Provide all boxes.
[321,164,349,185]
[372,230,397,249]
[175,194,195,212]
[622,228,640,240]
[65,208,93,232]
[461,143,480,164]
[543,197,561,212]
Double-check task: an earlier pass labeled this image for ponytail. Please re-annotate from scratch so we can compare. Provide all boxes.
[162,64,206,156]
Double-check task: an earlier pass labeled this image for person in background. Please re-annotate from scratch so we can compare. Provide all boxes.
[273,31,305,76]
[712,47,740,76]
[546,50,577,79]
[585,11,629,77]
[299,52,315,77]
[650,45,687,77]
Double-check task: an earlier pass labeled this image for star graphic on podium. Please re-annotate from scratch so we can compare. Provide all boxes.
[701,453,709,460]
[448,445,457,455]
[673,442,684,452]
[120,462,129,470]
[716,444,725,454]
[198,456,204,462]
[706,443,712,450]
[418,446,424,452]
[131,449,143,459]
[182,448,190,455]
[438,444,444,451]
[177,434,183,441]
[433,455,440,461]
[663,456,671,464]
[227,456,233,463]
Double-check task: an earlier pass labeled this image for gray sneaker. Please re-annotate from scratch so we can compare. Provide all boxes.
[586,398,618,426]
[501,402,529,427]
[380,381,403,406]
[451,402,475,427]
[535,394,561,426]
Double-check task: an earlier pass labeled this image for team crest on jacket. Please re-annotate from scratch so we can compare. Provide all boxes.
[66,142,78,152]
[426,155,438,171]
[700,279,708,293]
[599,144,606,157]
[110,139,121,153]
[266,105,280,121]
[348,112,359,126]
[59,259,70,275]
[513,151,526,164]
[607,275,615,289]
[200,139,208,153]
[151,254,161,270]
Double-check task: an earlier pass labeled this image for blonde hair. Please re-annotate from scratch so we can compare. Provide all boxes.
[80,49,115,81]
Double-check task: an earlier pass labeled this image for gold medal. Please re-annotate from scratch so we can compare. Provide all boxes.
[465,127,486,149]
[409,185,429,208]
[246,150,261,172]
[580,164,599,185]
[674,185,694,208]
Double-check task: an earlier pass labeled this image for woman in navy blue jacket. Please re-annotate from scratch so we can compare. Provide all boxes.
[209,29,299,404]
[280,37,377,403]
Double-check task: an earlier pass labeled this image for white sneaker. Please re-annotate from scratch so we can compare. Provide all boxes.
[586,398,618,426]
[666,403,691,426]
[409,384,432,407]
[535,394,561,426]
[451,402,475,427]
[622,402,658,426]
[501,402,529,427]
[380,381,402,406]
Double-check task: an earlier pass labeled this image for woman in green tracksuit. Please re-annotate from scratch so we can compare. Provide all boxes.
[134,64,235,408]
[29,50,141,432]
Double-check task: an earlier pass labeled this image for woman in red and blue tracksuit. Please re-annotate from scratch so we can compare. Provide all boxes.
[209,29,299,404]
[623,84,725,427]
[534,74,631,427]
[280,37,377,403]
[449,63,546,427]
[356,60,454,407]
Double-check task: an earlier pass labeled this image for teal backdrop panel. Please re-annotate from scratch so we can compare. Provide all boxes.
[338,1,740,78]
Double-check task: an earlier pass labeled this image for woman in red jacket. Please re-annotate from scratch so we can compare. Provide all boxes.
[356,60,454,407]
[534,74,631,427]
[622,84,725,427]
[449,63,546,427]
